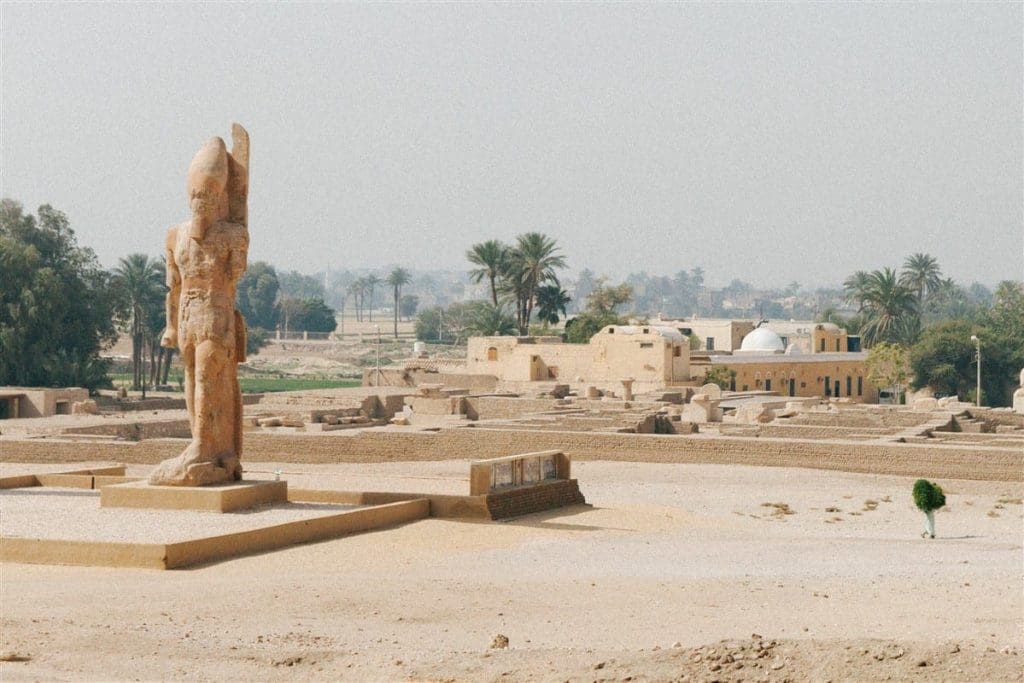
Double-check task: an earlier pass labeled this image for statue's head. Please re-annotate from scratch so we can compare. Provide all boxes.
[186,137,230,240]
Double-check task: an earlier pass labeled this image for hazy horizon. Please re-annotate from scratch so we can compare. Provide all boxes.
[2,3,1021,289]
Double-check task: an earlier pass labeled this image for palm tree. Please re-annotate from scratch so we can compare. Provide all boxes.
[535,284,571,326]
[498,251,529,332]
[364,274,381,322]
[860,267,918,347]
[466,240,509,306]
[925,277,969,322]
[511,232,567,334]
[843,270,872,311]
[111,254,165,390]
[386,267,412,339]
[900,253,942,309]
[347,280,365,322]
[465,302,517,337]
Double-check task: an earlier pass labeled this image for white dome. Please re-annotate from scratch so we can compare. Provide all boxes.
[739,327,785,353]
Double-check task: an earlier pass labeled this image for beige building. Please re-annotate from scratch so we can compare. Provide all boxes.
[701,353,875,402]
[690,326,873,402]
[672,319,754,352]
[460,323,873,402]
[466,325,690,394]
[0,387,89,419]
[661,317,857,354]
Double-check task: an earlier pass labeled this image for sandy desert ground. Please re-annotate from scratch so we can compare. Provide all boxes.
[1,460,1022,682]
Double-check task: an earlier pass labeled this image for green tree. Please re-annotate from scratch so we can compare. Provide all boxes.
[465,301,517,337]
[236,261,280,330]
[564,279,634,343]
[971,282,1024,405]
[866,342,910,404]
[414,303,473,344]
[364,274,382,322]
[815,306,847,326]
[585,279,633,315]
[704,366,736,390]
[348,278,366,322]
[466,240,508,306]
[908,288,1023,407]
[535,284,571,325]
[143,273,174,385]
[509,232,567,334]
[277,296,304,334]
[986,280,1024,339]
[399,294,419,321]
[0,200,117,391]
[908,321,976,400]
[386,267,412,338]
[111,254,165,389]
[860,267,919,347]
[842,270,871,311]
[287,297,337,333]
[245,327,269,357]
[900,253,942,310]
[564,312,623,344]
[924,277,973,323]
[278,270,325,300]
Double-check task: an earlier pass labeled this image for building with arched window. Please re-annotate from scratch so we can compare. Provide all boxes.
[466,325,690,394]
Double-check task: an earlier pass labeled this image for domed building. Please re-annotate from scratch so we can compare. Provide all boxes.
[737,326,786,354]
[693,322,872,401]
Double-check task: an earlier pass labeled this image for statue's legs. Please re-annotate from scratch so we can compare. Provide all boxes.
[148,339,242,486]
[182,344,196,436]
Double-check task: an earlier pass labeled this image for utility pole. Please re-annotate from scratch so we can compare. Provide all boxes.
[375,325,382,386]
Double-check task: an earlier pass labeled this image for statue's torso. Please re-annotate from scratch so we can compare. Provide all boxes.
[172,220,248,348]
[174,221,245,290]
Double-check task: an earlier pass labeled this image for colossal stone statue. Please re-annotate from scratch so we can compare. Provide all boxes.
[148,124,250,486]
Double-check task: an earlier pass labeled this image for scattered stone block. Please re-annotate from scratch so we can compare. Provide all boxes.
[71,400,98,415]
[700,383,723,400]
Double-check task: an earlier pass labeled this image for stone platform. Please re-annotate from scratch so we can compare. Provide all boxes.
[101,479,287,513]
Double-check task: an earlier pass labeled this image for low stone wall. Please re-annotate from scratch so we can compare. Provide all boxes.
[3,425,1020,482]
[62,420,192,441]
[970,408,1024,429]
[791,411,940,429]
[466,397,561,420]
[465,396,663,421]
[103,397,189,412]
[749,424,901,440]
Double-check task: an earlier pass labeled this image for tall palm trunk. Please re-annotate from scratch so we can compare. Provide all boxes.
[131,318,143,390]
[148,334,160,386]
[160,347,175,384]
[393,284,400,338]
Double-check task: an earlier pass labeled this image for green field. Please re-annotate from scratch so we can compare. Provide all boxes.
[237,378,361,394]
[107,364,360,395]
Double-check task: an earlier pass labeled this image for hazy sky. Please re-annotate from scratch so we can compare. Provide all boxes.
[2,2,1021,288]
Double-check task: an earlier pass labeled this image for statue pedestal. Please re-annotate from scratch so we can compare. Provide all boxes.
[101,480,287,513]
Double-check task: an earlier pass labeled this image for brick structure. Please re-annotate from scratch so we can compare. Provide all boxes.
[485,479,586,519]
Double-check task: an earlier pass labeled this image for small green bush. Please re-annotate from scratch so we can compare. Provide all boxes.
[912,479,946,512]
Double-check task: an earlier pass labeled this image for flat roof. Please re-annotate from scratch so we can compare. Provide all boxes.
[711,352,867,365]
